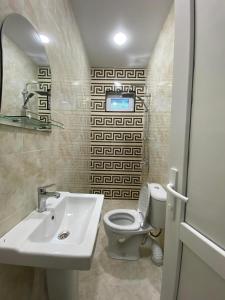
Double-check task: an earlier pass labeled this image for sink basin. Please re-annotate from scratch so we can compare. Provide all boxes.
[0,192,104,270]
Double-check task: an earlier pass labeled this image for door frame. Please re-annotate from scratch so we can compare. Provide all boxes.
[160,0,195,299]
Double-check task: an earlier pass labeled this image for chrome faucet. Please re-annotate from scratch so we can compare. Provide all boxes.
[22,81,50,110]
[37,184,60,213]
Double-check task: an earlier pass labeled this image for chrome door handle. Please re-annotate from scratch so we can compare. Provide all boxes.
[166,183,188,203]
[167,168,188,220]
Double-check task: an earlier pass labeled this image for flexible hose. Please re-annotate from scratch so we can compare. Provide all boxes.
[150,228,162,238]
[151,241,163,266]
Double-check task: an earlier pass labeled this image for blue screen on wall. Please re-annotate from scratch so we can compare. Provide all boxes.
[105,92,135,112]
[110,98,129,110]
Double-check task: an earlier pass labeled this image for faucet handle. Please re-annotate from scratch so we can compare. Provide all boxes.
[38,184,55,194]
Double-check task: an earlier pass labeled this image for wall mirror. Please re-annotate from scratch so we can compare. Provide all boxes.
[0,14,62,130]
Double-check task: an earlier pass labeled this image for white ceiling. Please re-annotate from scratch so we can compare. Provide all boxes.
[71,0,173,68]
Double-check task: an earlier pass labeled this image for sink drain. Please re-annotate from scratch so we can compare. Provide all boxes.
[58,231,70,240]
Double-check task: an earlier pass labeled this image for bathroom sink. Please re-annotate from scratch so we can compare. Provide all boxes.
[0,192,104,270]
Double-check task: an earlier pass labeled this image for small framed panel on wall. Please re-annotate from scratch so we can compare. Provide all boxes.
[105,91,136,112]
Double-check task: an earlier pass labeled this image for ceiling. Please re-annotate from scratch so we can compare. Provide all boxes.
[71,0,173,68]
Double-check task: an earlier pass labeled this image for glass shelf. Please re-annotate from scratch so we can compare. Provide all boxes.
[0,114,64,131]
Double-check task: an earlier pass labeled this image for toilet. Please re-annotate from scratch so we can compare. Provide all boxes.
[103,183,167,262]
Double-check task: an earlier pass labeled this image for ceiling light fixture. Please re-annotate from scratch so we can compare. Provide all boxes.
[113,32,127,46]
[39,34,50,44]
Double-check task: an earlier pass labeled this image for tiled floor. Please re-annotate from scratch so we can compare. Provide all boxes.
[79,200,162,300]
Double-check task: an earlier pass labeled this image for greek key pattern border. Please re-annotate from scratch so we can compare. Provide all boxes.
[90,160,142,172]
[90,187,141,200]
[91,68,145,80]
[38,66,51,122]
[90,68,146,200]
[91,131,143,143]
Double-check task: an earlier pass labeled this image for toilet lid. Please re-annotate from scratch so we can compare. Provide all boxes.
[137,183,151,223]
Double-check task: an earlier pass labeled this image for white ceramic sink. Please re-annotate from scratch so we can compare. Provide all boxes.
[0,192,104,270]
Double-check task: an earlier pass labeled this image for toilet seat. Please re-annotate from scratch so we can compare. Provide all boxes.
[104,184,152,233]
[103,209,142,231]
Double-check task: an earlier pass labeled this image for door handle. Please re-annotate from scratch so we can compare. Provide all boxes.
[167,168,188,220]
[166,183,188,203]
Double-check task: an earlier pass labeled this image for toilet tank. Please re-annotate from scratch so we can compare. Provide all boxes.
[148,183,167,229]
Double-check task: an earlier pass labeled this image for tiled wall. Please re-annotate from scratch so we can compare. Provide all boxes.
[90,68,146,200]
[0,1,90,299]
[146,4,175,185]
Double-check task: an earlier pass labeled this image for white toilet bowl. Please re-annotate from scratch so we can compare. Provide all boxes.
[103,183,167,261]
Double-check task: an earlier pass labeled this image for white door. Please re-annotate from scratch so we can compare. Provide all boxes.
[161,0,225,299]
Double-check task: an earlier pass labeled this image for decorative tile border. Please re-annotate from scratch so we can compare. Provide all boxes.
[90,187,140,200]
[90,131,143,143]
[90,68,146,200]
[90,159,142,171]
[38,66,51,122]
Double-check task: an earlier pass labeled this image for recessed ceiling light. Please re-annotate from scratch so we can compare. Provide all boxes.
[113,32,127,46]
[39,34,50,44]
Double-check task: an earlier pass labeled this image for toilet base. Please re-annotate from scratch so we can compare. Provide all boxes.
[104,225,144,260]
[104,225,164,264]
[107,248,140,261]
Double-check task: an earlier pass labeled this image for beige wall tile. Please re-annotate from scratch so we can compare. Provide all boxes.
[146,4,175,185]
[0,125,23,155]
[0,0,90,298]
